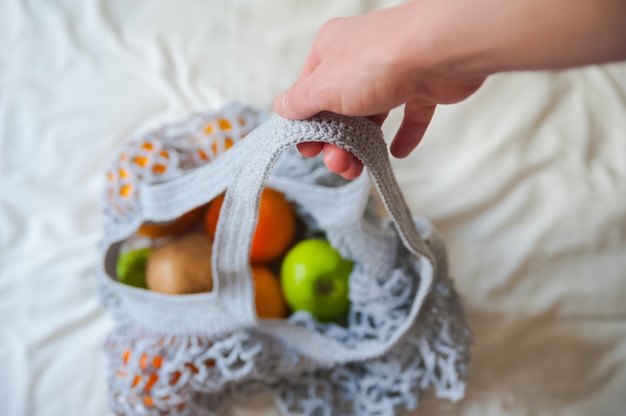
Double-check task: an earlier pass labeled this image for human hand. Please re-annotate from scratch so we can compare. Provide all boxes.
[274,2,485,179]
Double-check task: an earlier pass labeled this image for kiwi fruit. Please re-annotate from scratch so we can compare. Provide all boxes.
[146,233,214,294]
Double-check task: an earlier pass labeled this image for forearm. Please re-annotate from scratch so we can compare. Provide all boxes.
[276,0,625,173]
[403,0,626,77]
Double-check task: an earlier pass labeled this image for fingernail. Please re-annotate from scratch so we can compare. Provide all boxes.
[280,91,288,115]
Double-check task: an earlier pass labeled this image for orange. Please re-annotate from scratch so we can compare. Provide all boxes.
[137,206,205,239]
[252,266,289,319]
[204,188,295,263]
[114,348,201,412]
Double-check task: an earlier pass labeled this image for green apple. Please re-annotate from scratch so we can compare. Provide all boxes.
[280,239,353,322]
[116,247,152,289]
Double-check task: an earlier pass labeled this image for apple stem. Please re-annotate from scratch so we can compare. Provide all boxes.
[316,280,334,296]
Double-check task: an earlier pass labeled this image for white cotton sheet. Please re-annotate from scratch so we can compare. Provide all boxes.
[1,0,625,415]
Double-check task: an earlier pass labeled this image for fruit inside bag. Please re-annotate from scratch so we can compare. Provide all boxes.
[99,104,472,416]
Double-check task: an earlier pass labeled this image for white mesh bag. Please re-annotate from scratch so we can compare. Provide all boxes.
[98,103,472,416]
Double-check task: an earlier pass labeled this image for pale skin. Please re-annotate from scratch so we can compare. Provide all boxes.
[274,0,626,179]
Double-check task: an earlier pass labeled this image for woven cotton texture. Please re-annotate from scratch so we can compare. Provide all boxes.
[98,104,471,415]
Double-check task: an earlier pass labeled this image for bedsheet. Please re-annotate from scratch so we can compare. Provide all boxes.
[1,1,625,415]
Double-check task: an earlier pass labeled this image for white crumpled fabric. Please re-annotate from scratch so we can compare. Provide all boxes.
[2,0,626,415]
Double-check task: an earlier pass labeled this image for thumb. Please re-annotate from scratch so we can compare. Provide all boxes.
[273,74,324,120]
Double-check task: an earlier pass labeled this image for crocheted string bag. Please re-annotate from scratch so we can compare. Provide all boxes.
[98,103,472,415]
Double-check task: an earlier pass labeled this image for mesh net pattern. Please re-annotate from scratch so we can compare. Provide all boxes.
[99,104,471,415]
[104,104,265,228]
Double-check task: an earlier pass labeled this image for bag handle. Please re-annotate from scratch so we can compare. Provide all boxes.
[212,113,437,364]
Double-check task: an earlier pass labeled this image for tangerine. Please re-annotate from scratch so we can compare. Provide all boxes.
[204,188,295,263]
[252,266,289,319]
[137,206,205,239]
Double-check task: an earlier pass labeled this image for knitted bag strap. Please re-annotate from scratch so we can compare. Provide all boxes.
[216,113,437,365]
[140,113,437,365]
